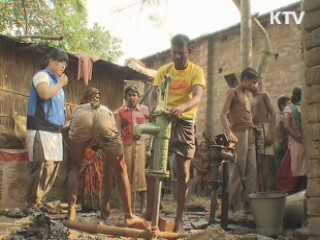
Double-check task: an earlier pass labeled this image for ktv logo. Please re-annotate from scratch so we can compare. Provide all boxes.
[270,11,305,25]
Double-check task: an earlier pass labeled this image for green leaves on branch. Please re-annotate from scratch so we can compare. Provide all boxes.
[0,0,123,62]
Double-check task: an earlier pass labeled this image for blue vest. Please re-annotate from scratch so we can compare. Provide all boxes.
[27,69,66,132]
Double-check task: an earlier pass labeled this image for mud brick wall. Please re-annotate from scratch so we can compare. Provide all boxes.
[142,3,304,140]
[303,0,320,238]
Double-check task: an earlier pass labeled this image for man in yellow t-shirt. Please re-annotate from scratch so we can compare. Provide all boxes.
[145,34,206,233]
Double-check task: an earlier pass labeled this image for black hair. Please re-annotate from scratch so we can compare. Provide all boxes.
[171,34,192,50]
[125,85,139,96]
[240,67,260,81]
[277,96,291,111]
[291,86,302,104]
[39,49,69,70]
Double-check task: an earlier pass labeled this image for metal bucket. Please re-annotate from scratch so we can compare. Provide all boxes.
[248,192,287,236]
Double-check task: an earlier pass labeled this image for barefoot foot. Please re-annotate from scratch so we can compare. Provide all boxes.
[125,214,151,230]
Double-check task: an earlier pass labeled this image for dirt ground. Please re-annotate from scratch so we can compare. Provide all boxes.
[0,192,306,240]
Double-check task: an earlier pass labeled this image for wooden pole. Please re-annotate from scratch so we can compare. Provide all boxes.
[63,220,188,239]
[240,0,253,69]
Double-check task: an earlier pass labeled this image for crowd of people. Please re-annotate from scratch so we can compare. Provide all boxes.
[218,68,306,220]
[25,33,306,233]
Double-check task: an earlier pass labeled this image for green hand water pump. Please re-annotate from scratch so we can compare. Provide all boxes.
[134,74,173,232]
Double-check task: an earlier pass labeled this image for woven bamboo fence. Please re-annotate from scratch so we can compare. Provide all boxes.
[0,37,128,129]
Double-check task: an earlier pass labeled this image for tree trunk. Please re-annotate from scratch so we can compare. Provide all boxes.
[303,0,320,238]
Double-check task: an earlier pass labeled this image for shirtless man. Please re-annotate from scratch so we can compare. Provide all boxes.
[251,82,276,192]
[220,67,259,217]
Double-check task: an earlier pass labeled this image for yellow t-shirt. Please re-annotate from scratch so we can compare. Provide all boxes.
[154,61,206,120]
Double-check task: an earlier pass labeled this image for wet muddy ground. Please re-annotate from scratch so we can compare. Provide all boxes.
[0,194,306,240]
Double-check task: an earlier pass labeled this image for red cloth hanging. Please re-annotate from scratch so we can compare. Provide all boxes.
[77,52,100,85]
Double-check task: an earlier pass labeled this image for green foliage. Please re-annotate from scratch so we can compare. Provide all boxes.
[0,0,123,62]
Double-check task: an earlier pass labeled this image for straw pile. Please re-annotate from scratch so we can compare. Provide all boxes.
[188,225,239,240]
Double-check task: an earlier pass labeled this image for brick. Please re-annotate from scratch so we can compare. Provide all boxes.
[306,123,320,141]
[308,217,320,236]
[308,159,320,178]
[305,66,320,86]
[305,103,320,123]
[303,10,320,32]
[307,197,320,216]
[304,0,320,13]
[307,140,320,160]
[304,28,320,51]
[304,85,320,104]
[307,177,320,197]
[305,46,320,67]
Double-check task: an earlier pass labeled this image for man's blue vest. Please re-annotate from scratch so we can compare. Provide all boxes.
[27,69,66,132]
